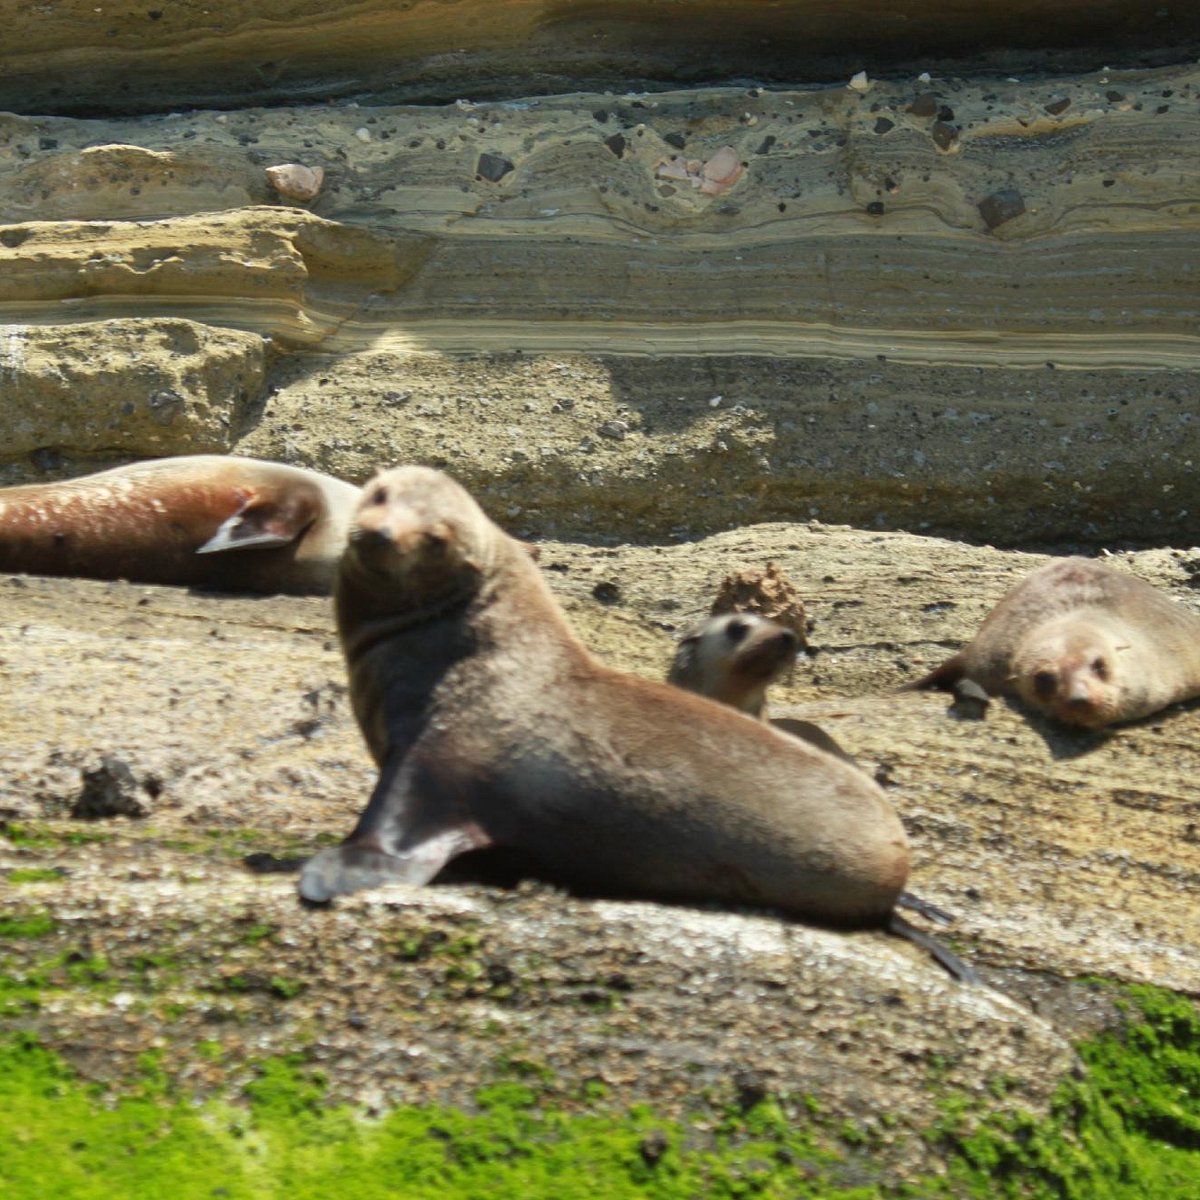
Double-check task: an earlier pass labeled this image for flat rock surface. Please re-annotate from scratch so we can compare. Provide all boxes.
[2,527,1197,1178]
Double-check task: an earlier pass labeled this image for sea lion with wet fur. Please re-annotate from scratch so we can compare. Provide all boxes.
[300,466,916,956]
[669,613,977,981]
[0,455,360,594]
[901,556,1200,729]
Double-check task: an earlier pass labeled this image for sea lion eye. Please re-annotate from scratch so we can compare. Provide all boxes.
[1091,657,1108,680]
[370,486,388,506]
[725,618,750,644]
[1033,670,1057,697]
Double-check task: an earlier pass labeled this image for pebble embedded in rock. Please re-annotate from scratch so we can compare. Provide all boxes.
[265,162,324,202]
[978,188,1027,230]
[603,133,626,158]
[930,121,959,151]
[72,755,150,820]
[908,93,937,118]
[475,152,514,182]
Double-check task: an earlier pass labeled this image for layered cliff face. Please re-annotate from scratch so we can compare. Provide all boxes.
[1,8,1198,1195]
[3,63,1199,543]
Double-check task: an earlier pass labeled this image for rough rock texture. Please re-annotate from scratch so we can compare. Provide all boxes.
[0,318,264,462]
[2,11,1199,1189]
[4,534,1199,1179]
[3,65,1199,542]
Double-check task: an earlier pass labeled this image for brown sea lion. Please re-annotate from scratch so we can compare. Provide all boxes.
[668,612,974,980]
[0,455,360,594]
[299,466,926,973]
[668,611,851,761]
[901,556,1200,730]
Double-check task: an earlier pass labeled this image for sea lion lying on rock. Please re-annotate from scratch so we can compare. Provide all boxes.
[669,612,976,980]
[0,455,359,595]
[902,556,1200,730]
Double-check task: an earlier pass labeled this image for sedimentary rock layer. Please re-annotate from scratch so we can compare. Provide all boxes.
[1,66,1198,542]
[1,0,1196,115]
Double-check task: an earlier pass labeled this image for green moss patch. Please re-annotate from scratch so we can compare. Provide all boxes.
[1,986,1197,1198]
[933,983,1200,1198]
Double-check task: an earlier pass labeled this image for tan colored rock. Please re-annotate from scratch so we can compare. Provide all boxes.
[711,561,808,644]
[0,143,267,223]
[0,318,264,460]
[265,162,324,203]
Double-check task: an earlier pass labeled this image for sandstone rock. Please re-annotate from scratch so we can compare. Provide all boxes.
[0,318,264,460]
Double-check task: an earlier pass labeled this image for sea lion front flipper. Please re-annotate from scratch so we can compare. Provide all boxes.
[770,718,858,766]
[197,493,313,554]
[886,912,980,984]
[298,755,492,902]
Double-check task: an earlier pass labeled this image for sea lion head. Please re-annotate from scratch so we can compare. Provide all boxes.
[1011,617,1126,729]
[340,466,494,611]
[669,612,798,717]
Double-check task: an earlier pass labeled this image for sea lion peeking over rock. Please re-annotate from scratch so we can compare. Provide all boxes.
[668,612,977,982]
[669,611,799,718]
[300,467,928,972]
[0,455,359,594]
[902,556,1200,730]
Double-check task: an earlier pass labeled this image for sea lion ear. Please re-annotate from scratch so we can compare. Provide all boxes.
[197,496,309,554]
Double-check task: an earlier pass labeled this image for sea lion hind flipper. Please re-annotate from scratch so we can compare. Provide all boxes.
[298,824,490,903]
[897,651,968,693]
[886,912,980,984]
[895,890,954,926]
[770,718,858,766]
[197,494,312,554]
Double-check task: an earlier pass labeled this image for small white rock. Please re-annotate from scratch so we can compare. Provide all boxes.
[354,127,372,143]
[848,71,871,93]
[265,162,325,202]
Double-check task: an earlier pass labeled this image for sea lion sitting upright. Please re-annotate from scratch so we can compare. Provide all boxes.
[0,455,360,594]
[901,556,1200,730]
[300,466,924,968]
[668,613,974,980]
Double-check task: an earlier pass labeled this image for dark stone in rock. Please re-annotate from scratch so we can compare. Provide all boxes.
[592,580,621,604]
[476,152,513,182]
[908,93,937,118]
[72,755,149,820]
[866,201,885,216]
[1044,96,1071,115]
[978,188,1026,230]
[604,133,626,158]
[664,132,687,149]
[930,121,958,151]
[874,117,894,135]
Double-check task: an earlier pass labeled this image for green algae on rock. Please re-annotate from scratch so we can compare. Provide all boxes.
[2,985,1198,1199]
